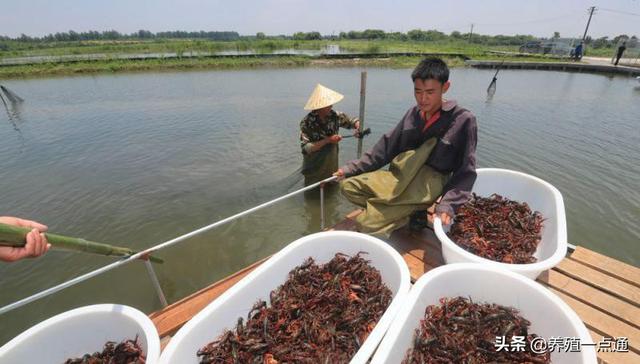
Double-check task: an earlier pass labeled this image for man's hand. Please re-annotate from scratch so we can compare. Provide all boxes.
[333,168,346,181]
[354,120,361,134]
[327,134,342,144]
[0,216,51,262]
[428,212,453,226]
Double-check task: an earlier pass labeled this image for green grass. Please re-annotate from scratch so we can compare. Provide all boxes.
[0,39,319,57]
[1,38,619,58]
[0,38,592,79]
[0,54,567,79]
[0,56,314,78]
[0,39,523,58]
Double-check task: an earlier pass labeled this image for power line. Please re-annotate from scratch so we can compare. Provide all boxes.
[599,7,640,17]
[474,13,576,27]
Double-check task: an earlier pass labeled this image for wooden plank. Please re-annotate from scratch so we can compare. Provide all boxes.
[389,227,444,269]
[150,257,268,337]
[160,335,172,351]
[402,251,433,281]
[546,287,640,354]
[589,330,609,364]
[554,258,640,307]
[570,246,640,287]
[589,329,640,364]
[538,269,640,329]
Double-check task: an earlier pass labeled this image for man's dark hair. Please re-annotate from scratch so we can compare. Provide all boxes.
[411,57,449,84]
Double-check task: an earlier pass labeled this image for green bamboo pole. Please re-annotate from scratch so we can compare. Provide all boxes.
[0,223,163,263]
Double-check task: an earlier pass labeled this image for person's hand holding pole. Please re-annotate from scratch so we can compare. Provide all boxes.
[0,216,50,262]
[327,134,342,144]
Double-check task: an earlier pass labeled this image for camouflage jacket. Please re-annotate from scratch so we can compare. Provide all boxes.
[299,110,358,154]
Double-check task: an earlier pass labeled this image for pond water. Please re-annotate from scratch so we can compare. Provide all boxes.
[1,66,638,344]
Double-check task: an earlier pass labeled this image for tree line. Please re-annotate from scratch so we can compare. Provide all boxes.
[295,29,636,48]
[295,29,538,46]
[1,28,636,50]
[0,30,240,42]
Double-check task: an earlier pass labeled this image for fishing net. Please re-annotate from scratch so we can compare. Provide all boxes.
[519,38,577,56]
[0,85,24,104]
[301,143,339,186]
[610,38,640,66]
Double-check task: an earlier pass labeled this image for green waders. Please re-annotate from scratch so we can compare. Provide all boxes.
[340,138,449,237]
[302,143,339,186]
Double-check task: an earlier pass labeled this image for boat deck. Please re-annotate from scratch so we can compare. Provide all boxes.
[150,212,640,363]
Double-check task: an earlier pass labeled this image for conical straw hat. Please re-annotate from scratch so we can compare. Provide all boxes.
[304,84,344,110]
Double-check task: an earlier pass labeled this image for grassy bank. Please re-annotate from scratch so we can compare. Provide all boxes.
[1,38,616,57]
[0,56,313,78]
[0,39,575,79]
[0,53,567,79]
[1,39,480,57]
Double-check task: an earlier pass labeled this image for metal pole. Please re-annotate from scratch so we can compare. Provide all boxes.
[320,183,325,230]
[582,7,596,43]
[357,71,367,158]
[0,175,337,316]
[468,24,474,43]
[145,260,168,307]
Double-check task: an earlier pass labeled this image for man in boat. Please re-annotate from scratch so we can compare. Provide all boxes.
[334,58,477,237]
[0,216,50,262]
[300,84,360,186]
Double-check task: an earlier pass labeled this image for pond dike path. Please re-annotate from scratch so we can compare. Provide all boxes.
[0,52,470,66]
[467,59,640,77]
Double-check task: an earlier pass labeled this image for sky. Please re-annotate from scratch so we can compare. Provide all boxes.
[1,0,638,39]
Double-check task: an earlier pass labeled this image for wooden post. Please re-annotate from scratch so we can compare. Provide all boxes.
[357,71,367,158]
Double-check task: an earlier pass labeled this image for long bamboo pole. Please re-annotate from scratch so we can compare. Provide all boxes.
[357,71,367,158]
[0,223,163,263]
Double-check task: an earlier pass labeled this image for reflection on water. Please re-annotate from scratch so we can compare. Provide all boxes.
[303,182,342,232]
[215,45,352,56]
[0,67,638,345]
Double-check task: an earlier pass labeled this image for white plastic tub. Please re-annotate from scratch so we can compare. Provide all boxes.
[0,304,160,363]
[371,264,597,364]
[435,168,567,279]
[159,231,411,364]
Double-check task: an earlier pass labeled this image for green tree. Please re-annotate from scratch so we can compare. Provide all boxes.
[305,31,321,40]
[407,29,425,41]
[362,29,386,39]
[592,36,609,49]
[612,34,629,45]
[137,29,153,39]
[388,32,408,41]
[424,30,446,41]
[256,32,266,40]
[347,30,362,39]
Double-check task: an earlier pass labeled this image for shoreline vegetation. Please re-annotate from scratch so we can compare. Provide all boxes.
[0,37,619,79]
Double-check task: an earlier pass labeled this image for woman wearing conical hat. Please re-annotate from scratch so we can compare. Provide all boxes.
[299,84,360,186]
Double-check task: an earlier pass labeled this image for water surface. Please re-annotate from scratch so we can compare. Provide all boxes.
[1,67,638,344]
